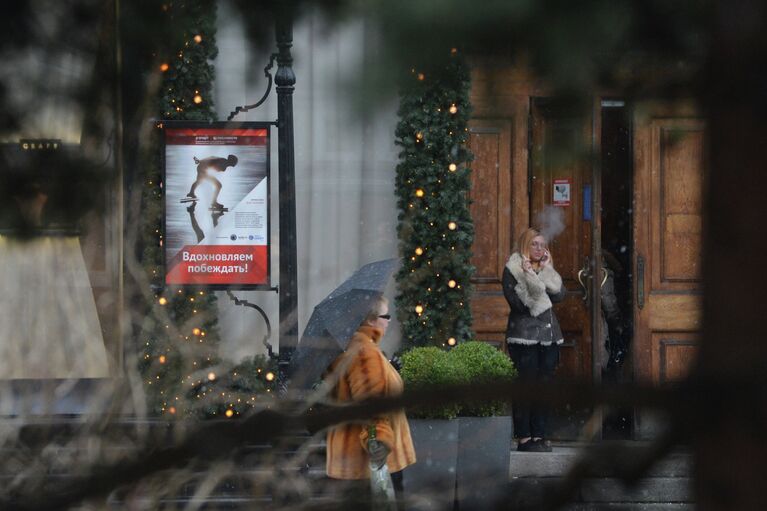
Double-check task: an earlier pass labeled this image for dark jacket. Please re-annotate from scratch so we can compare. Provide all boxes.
[600,266,627,370]
[502,252,566,346]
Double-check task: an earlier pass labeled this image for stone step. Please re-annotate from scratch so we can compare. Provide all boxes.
[2,432,697,508]
[510,442,692,478]
[508,477,693,507]
[506,442,694,508]
[564,505,695,511]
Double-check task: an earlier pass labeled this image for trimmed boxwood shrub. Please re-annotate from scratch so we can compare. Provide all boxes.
[450,342,517,417]
[401,342,517,419]
[400,347,463,419]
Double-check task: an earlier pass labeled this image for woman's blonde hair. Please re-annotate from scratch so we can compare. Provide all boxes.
[363,295,389,324]
[516,228,544,260]
[517,227,554,264]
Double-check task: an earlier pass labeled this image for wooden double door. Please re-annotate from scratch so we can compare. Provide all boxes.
[468,72,705,437]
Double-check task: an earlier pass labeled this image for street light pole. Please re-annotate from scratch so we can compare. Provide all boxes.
[275,12,298,380]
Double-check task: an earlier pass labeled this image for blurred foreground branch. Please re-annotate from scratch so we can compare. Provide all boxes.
[1,374,760,510]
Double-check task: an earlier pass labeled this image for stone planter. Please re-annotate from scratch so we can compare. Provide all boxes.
[404,418,459,511]
[456,416,512,510]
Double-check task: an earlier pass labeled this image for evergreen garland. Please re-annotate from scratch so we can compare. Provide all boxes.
[138,1,276,418]
[394,52,475,350]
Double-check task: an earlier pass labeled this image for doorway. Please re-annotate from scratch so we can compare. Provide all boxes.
[600,100,634,439]
[467,68,705,440]
[529,98,594,438]
[529,98,635,439]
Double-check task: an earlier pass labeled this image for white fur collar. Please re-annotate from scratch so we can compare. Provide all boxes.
[506,252,552,317]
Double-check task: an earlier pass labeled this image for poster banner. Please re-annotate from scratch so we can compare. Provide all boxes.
[552,178,572,206]
[163,122,271,288]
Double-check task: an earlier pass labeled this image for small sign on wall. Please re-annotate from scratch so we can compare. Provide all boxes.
[553,178,572,206]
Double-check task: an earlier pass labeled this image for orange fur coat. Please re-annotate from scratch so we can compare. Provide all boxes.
[325,325,416,479]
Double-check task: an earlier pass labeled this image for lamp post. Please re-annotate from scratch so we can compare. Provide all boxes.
[275,11,298,380]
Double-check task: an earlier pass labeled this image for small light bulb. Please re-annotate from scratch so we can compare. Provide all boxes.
[160,63,169,72]
[193,94,203,104]
[168,406,176,414]
[448,221,457,230]
[192,328,201,336]
[447,337,457,346]
[159,355,167,364]
[415,305,424,314]
[449,163,457,172]
[194,34,203,43]
[208,372,216,381]
[265,371,275,382]
[415,247,424,256]
[158,297,167,305]
[415,188,424,197]
[225,409,234,418]
[415,132,423,141]
[448,280,457,288]
[449,104,458,114]
[417,73,425,81]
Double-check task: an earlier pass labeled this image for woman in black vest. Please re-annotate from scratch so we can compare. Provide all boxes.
[503,228,566,451]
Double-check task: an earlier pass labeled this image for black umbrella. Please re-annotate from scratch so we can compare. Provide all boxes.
[288,258,398,390]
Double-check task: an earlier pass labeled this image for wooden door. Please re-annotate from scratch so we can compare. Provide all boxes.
[529,99,596,383]
[467,118,514,347]
[467,99,598,383]
[633,104,704,396]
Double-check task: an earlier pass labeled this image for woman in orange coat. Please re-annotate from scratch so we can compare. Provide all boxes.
[324,296,416,504]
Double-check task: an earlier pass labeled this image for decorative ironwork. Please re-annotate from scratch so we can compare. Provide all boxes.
[226,289,278,360]
[226,53,279,121]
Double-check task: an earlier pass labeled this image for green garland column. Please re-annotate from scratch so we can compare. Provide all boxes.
[138,1,224,418]
[394,52,475,350]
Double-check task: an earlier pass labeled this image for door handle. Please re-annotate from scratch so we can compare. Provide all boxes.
[577,268,589,290]
[578,256,591,303]
[599,268,608,288]
[637,254,645,309]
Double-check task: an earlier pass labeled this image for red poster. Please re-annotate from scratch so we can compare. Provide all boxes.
[163,122,271,288]
[552,178,572,206]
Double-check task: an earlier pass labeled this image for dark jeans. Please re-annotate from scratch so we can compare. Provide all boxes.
[508,343,560,439]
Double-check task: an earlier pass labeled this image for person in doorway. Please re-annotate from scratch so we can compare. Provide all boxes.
[503,228,566,452]
[186,154,238,209]
[599,250,627,379]
[324,296,416,508]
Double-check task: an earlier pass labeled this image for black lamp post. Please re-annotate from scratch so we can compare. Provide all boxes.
[275,12,299,379]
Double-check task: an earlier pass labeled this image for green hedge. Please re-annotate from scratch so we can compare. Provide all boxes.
[400,347,463,419]
[401,342,517,419]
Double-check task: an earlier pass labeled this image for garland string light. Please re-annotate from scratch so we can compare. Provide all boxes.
[394,51,475,350]
[138,1,276,417]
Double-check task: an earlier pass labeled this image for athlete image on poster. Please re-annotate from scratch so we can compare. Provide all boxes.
[163,122,271,288]
[185,154,239,210]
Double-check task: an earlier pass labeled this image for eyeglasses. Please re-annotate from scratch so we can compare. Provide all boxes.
[378,314,391,320]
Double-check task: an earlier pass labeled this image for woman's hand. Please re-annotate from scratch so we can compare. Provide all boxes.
[522,257,534,273]
[540,249,551,268]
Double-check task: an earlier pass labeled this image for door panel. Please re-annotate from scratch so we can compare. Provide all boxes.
[467,119,513,345]
[634,107,704,388]
[657,123,705,285]
[468,120,512,284]
[530,100,594,383]
[654,332,698,384]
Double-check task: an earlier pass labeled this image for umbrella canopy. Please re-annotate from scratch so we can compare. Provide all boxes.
[288,258,398,390]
